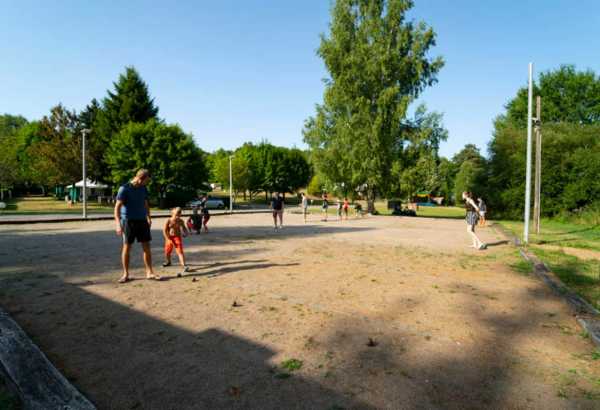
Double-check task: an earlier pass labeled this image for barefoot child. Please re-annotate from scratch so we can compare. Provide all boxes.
[163,207,190,276]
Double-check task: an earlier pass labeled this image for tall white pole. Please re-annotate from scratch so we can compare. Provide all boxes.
[229,155,233,213]
[524,63,534,244]
[82,129,88,219]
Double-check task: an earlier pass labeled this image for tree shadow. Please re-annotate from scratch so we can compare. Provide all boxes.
[161,262,301,281]
[0,276,375,409]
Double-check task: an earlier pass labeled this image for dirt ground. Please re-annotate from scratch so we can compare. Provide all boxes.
[1,213,600,409]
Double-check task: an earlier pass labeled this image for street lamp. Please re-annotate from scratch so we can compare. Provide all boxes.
[229,155,234,213]
[81,128,91,219]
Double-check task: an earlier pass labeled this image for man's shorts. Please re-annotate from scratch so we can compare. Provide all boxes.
[121,219,152,244]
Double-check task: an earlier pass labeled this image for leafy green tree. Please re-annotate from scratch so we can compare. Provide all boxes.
[453,160,485,204]
[452,144,484,169]
[304,0,443,212]
[488,120,600,218]
[25,105,83,190]
[94,67,159,180]
[505,65,600,127]
[437,157,455,204]
[307,173,326,196]
[0,115,28,197]
[106,120,207,205]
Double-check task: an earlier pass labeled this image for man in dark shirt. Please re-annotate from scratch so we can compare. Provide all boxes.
[270,192,284,229]
[114,169,159,283]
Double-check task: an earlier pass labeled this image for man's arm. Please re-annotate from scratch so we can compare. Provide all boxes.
[114,200,123,235]
[145,199,152,226]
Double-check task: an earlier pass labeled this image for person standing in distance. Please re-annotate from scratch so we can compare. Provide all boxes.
[301,192,309,223]
[463,191,486,250]
[270,192,284,229]
[114,169,160,283]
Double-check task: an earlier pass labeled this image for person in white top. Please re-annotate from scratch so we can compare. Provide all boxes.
[462,191,486,250]
[301,193,308,223]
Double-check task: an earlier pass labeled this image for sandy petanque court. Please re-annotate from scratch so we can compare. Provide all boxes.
[1,212,600,409]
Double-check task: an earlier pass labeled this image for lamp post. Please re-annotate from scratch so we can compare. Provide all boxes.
[229,155,234,213]
[81,128,91,219]
[524,63,534,244]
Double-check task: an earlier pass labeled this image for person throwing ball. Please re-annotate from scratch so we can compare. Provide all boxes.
[114,169,159,283]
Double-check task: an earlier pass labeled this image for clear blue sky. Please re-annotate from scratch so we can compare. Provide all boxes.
[2,0,599,158]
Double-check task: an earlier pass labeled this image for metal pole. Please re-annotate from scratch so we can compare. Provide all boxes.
[82,129,87,219]
[524,63,534,244]
[534,96,542,234]
[229,155,233,213]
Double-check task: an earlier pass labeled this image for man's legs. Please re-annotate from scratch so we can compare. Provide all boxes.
[119,243,131,282]
[142,241,159,279]
[278,210,283,227]
[272,212,278,228]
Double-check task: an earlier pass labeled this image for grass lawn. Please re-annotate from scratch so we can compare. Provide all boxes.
[498,219,600,310]
[0,196,173,216]
[0,197,115,215]
[498,219,600,252]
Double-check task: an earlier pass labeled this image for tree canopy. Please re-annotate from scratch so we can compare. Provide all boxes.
[304,0,443,211]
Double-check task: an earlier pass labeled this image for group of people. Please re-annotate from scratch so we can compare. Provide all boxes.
[114,169,491,283]
[113,169,211,283]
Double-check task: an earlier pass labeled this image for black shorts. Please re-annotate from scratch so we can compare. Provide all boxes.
[121,219,152,244]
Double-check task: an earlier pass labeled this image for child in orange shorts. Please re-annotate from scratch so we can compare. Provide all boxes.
[162,207,190,276]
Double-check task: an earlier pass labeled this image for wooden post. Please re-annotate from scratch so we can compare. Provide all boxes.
[533,96,542,234]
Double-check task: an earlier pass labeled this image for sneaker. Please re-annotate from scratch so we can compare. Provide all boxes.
[183,266,190,273]
[478,243,487,250]
[162,261,171,267]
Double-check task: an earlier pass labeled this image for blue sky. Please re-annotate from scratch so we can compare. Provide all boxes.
[1,0,599,158]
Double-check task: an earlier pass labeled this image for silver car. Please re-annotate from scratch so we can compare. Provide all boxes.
[187,198,225,209]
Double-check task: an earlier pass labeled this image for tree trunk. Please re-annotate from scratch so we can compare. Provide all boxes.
[243,191,247,201]
[0,188,4,201]
[265,191,269,201]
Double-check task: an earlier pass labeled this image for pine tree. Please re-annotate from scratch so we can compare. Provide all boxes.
[94,67,159,178]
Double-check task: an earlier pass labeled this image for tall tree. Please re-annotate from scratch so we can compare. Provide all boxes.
[94,66,159,180]
[26,105,82,190]
[304,0,443,212]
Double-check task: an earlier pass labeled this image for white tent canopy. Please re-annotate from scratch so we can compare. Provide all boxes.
[66,179,108,189]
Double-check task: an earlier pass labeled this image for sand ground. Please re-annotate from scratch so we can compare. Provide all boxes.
[1,213,600,409]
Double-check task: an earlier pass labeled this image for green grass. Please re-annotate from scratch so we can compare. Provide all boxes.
[280,358,303,372]
[0,196,114,215]
[528,248,600,310]
[498,219,600,309]
[414,206,465,219]
[0,196,164,215]
[498,219,600,252]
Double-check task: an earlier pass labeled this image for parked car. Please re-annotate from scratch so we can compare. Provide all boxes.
[186,197,225,209]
